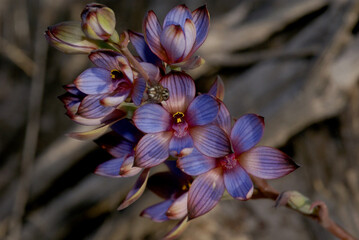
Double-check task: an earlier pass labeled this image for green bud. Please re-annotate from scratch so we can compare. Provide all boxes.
[81,3,116,40]
[45,21,98,54]
[276,191,314,215]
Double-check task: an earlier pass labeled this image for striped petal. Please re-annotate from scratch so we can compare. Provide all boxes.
[163,4,192,28]
[144,11,167,61]
[223,164,253,200]
[140,199,173,222]
[182,19,196,60]
[118,168,150,210]
[135,132,172,168]
[77,95,114,118]
[167,192,188,220]
[160,72,195,114]
[95,157,124,177]
[208,75,225,101]
[169,134,194,157]
[128,30,162,66]
[68,109,125,126]
[140,62,161,82]
[89,50,123,70]
[133,104,172,133]
[191,125,231,158]
[231,114,264,155]
[191,5,210,54]
[74,68,113,94]
[100,89,130,107]
[160,24,186,63]
[239,146,299,179]
[185,94,219,127]
[215,101,231,135]
[188,167,224,219]
[118,56,134,82]
[132,76,146,106]
[95,132,134,158]
[177,148,216,176]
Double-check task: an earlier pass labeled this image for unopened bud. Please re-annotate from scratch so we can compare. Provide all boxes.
[81,3,116,40]
[45,21,98,54]
[275,191,313,215]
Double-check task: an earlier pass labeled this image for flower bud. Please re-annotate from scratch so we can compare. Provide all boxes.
[45,21,98,54]
[81,3,116,40]
[275,191,313,215]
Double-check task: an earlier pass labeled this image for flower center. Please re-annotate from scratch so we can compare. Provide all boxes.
[219,153,237,170]
[110,69,123,79]
[173,112,185,124]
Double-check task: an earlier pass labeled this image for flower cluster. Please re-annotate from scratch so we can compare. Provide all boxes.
[46,3,299,239]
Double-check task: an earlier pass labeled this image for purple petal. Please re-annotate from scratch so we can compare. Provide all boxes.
[144,11,167,61]
[95,131,134,158]
[118,168,150,210]
[95,157,125,178]
[89,50,123,70]
[140,199,173,222]
[63,83,86,96]
[163,4,192,28]
[239,146,299,179]
[182,19,196,60]
[208,75,225,101]
[128,30,162,66]
[223,164,253,200]
[185,94,219,126]
[139,62,161,82]
[117,56,134,82]
[77,95,114,118]
[160,24,186,63]
[132,76,146,106]
[191,5,210,54]
[171,55,205,70]
[188,167,224,219]
[160,72,195,113]
[135,132,172,168]
[167,192,188,220]
[177,148,216,176]
[119,156,142,177]
[191,125,231,158]
[215,101,231,135]
[74,68,114,94]
[169,133,194,157]
[68,109,125,126]
[231,114,265,155]
[133,104,172,133]
[162,217,189,240]
[100,89,130,107]
[110,119,143,143]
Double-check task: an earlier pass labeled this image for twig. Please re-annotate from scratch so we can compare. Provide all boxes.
[251,177,357,240]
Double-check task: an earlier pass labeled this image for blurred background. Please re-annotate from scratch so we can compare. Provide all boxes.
[1,0,359,239]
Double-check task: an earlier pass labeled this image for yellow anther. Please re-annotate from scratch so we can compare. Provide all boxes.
[110,69,120,79]
[173,112,184,124]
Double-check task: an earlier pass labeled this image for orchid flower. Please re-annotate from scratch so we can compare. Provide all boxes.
[143,4,209,67]
[133,71,231,168]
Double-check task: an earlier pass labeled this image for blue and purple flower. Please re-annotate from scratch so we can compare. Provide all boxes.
[133,71,231,168]
[143,4,209,66]
[178,112,299,219]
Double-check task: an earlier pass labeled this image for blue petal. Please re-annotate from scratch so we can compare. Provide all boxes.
[188,167,224,219]
[133,104,172,133]
[160,24,186,63]
[185,94,219,126]
[144,10,167,61]
[215,101,232,135]
[191,125,231,158]
[111,118,143,143]
[163,4,192,29]
[169,133,194,157]
[89,50,124,70]
[128,30,162,66]
[177,148,216,176]
[231,114,264,155]
[135,132,172,168]
[239,146,299,179]
[191,5,210,54]
[208,75,224,101]
[223,164,253,200]
[95,131,135,158]
[95,157,124,177]
[77,95,114,119]
[74,68,113,94]
[140,199,173,222]
[132,76,146,106]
